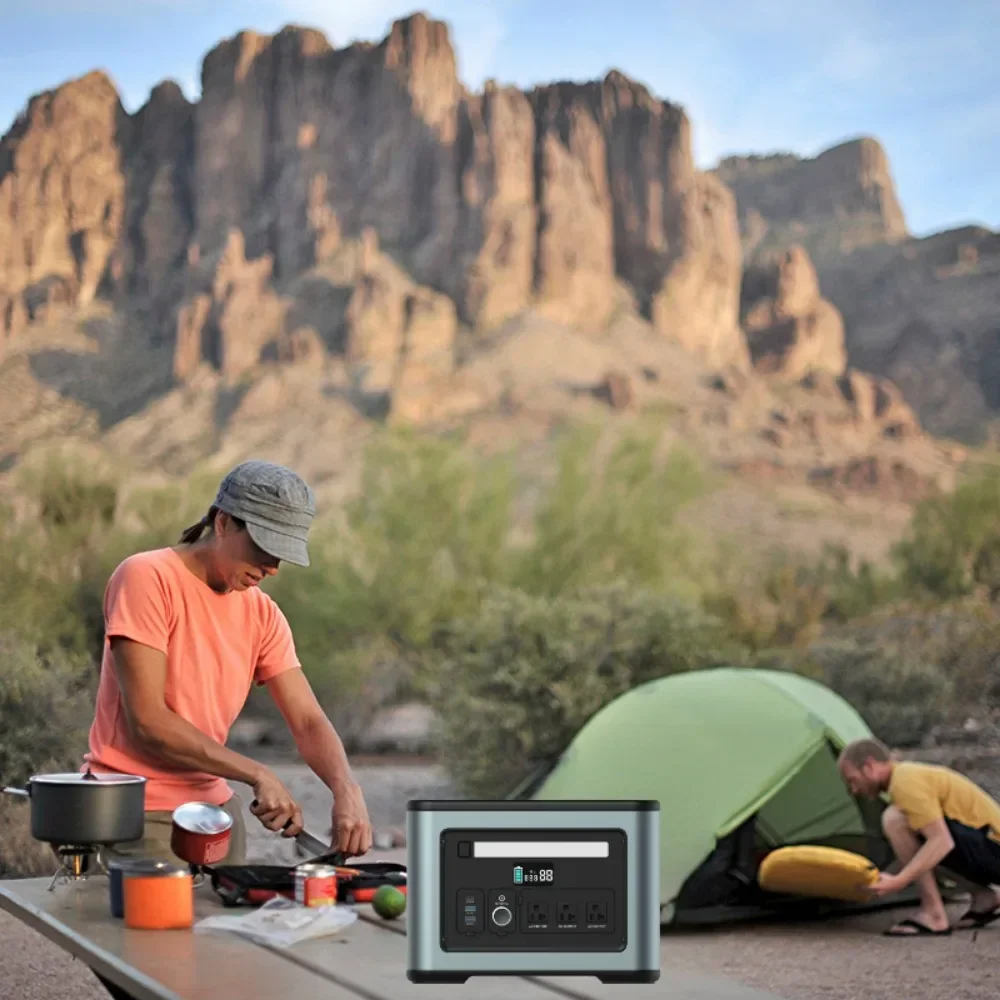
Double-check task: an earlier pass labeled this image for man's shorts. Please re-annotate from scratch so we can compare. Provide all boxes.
[941,819,1000,887]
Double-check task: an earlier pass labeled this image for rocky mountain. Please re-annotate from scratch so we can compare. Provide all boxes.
[0,15,748,380]
[715,142,1000,444]
[0,12,988,562]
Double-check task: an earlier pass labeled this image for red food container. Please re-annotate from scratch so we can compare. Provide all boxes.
[170,802,233,866]
[295,863,339,907]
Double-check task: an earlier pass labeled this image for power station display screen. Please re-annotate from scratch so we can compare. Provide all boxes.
[513,863,555,884]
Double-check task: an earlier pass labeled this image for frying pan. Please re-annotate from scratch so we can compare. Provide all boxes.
[201,815,405,906]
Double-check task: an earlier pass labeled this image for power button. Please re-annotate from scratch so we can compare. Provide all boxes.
[487,889,513,933]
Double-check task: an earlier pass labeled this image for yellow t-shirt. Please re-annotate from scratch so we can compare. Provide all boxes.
[889,761,1000,843]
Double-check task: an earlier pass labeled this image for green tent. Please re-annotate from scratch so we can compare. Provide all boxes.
[519,667,901,925]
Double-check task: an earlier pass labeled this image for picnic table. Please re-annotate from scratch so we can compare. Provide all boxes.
[0,874,778,1000]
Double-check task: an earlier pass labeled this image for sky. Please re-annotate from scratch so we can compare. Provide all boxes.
[1,0,997,237]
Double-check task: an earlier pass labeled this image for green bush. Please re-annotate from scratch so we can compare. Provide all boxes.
[288,429,517,650]
[511,424,706,599]
[893,468,1000,599]
[424,583,742,797]
[0,633,98,877]
[704,542,904,652]
[798,639,954,747]
[0,633,97,785]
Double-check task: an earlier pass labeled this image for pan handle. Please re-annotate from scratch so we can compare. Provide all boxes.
[2,787,29,798]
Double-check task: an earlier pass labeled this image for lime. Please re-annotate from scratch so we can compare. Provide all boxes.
[372,884,406,919]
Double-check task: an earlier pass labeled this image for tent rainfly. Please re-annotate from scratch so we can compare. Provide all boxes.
[520,667,904,925]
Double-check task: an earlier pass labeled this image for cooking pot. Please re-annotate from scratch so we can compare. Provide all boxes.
[2,768,146,845]
[170,802,233,866]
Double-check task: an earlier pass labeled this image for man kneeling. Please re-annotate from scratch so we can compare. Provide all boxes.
[838,737,1000,936]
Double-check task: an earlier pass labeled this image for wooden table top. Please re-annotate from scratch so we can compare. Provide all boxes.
[0,874,777,1000]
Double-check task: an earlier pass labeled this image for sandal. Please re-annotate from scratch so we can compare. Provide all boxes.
[883,918,952,937]
[956,905,1000,929]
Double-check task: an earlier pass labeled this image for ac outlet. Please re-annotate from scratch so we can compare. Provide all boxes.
[518,888,615,933]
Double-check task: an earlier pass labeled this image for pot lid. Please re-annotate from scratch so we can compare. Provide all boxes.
[123,864,189,879]
[172,801,234,835]
[30,771,146,785]
[109,859,175,873]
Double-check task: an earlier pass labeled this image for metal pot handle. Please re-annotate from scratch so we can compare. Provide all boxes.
[2,786,30,798]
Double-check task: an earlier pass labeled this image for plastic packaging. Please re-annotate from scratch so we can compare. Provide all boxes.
[194,896,358,947]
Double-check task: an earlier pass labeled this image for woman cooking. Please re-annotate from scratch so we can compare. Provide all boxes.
[82,459,372,865]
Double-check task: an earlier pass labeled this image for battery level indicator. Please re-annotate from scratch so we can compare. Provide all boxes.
[513,865,524,884]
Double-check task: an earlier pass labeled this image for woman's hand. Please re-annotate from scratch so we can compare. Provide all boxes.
[250,768,304,837]
[332,780,373,857]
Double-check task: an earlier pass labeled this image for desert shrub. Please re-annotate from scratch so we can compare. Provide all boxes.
[0,800,56,878]
[0,496,93,655]
[798,639,954,747]
[0,633,97,877]
[0,633,97,784]
[893,468,1000,599]
[926,605,1000,706]
[291,429,517,650]
[819,600,1000,710]
[424,583,742,797]
[511,424,706,599]
[705,543,903,651]
[242,633,421,753]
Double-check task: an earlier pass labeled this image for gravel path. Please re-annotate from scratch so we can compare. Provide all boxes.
[2,761,998,1000]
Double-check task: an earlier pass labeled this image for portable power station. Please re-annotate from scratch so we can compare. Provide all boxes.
[406,799,660,984]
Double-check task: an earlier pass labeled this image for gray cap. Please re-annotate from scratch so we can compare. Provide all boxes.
[213,460,316,567]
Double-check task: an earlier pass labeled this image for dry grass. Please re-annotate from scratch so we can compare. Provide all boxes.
[0,801,55,878]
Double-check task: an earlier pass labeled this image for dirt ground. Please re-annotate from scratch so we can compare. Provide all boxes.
[1,760,998,1000]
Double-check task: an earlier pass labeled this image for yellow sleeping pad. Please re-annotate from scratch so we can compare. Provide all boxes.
[757,845,880,902]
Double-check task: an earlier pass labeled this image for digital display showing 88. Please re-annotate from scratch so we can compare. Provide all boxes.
[513,863,555,884]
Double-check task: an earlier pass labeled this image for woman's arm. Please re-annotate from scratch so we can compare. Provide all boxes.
[111,636,303,834]
[265,668,373,856]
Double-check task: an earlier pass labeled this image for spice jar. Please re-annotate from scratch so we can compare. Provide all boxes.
[123,864,194,929]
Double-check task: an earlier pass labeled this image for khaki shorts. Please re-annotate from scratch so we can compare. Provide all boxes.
[102,795,247,867]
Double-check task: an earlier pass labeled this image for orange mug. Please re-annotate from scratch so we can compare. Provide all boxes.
[123,864,194,929]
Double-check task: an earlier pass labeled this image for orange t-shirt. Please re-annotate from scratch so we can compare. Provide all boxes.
[83,547,301,812]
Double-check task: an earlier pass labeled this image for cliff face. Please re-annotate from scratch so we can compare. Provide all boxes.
[713,137,909,262]
[1,15,994,445]
[0,14,748,378]
[0,71,127,337]
[740,245,846,380]
[715,139,1000,443]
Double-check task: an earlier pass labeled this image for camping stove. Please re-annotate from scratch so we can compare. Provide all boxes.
[48,844,109,891]
[406,800,660,984]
